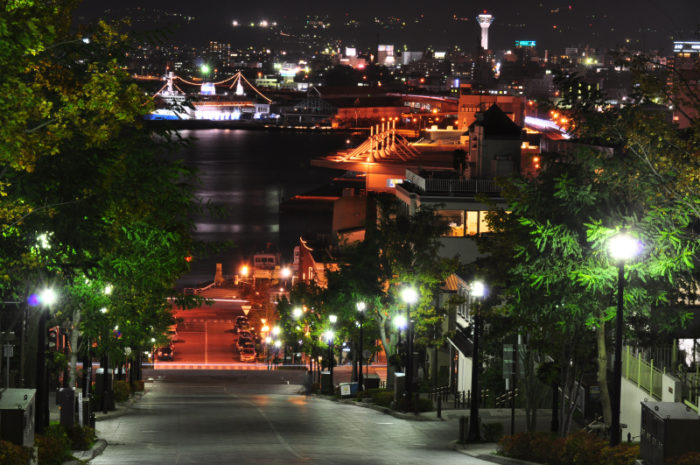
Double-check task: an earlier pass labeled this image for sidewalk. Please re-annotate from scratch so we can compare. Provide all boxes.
[48,389,147,425]
[333,396,548,465]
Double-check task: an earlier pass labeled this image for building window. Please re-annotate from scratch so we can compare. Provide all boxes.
[438,210,465,236]
[466,211,479,235]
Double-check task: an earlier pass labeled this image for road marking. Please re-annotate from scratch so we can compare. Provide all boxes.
[376,422,394,425]
[255,406,305,460]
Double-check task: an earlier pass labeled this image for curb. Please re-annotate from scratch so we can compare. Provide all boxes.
[62,439,108,465]
[334,397,443,421]
[95,391,146,422]
[452,440,541,465]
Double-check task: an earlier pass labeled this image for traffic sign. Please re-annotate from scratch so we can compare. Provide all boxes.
[241,305,252,315]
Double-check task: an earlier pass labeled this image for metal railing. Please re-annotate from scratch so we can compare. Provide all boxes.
[622,346,663,400]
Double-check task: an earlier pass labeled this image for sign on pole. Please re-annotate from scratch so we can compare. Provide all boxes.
[241,305,252,315]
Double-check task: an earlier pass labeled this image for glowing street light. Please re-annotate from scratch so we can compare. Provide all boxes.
[329,314,337,324]
[609,233,641,446]
[292,307,303,319]
[32,286,58,433]
[357,302,366,390]
[272,326,281,337]
[401,286,419,412]
[325,329,335,392]
[467,280,486,441]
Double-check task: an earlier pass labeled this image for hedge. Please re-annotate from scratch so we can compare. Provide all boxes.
[498,431,639,465]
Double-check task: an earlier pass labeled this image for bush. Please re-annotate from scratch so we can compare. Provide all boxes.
[497,431,639,465]
[113,380,131,402]
[0,440,31,465]
[666,452,700,465]
[482,422,504,442]
[370,390,394,407]
[36,424,72,465]
[65,425,96,451]
[131,380,145,392]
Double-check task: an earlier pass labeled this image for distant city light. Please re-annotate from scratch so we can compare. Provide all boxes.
[232,20,239,27]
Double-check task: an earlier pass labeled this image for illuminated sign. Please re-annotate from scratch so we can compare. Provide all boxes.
[674,41,700,54]
[515,40,536,47]
[200,83,216,95]
[434,51,446,59]
[345,47,357,57]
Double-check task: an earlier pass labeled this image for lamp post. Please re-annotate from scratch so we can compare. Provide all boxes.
[609,233,641,446]
[324,329,335,392]
[356,302,366,391]
[401,287,418,412]
[31,288,57,434]
[468,280,485,442]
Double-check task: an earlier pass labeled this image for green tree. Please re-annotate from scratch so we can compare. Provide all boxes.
[0,1,199,385]
[478,88,698,433]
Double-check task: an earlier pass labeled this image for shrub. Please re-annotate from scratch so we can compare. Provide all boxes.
[600,444,640,465]
[498,431,639,465]
[131,380,145,392]
[498,432,559,463]
[666,452,700,465]
[0,440,31,465]
[65,425,96,451]
[370,390,394,407]
[36,424,71,465]
[113,380,131,402]
[482,422,504,442]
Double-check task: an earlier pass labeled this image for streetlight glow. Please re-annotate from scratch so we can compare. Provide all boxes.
[471,280,486,298]
[356,302,366,312]
[324,330,334,342]
[281,267,291,278]
[240,265,249,277]
[329,315,337,324]
[393,314,407,330]
[274,340,281,348]
[272,326,280,336]
[39,288,57,306]
[608,233,641,262]
[401,287,418,305]
[104,284,113,295]
[292,307,303,319]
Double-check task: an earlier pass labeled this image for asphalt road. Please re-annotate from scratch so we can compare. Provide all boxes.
[92,370,492,465]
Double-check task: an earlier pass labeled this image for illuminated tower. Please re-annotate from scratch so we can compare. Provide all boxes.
[477,12,494,51]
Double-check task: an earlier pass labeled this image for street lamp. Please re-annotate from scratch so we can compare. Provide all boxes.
[357,302,366,391]
[292,307,303,320]
[324,329,335,392]
[30,287,58,434]
[468,280,486,442]
[401,286,418,412]
[609,233,641,446]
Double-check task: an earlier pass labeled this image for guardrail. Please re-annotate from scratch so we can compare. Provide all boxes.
[622,346,663,400]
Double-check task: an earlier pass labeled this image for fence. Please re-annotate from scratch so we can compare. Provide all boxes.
[428,386,494,409]
[622,346,663,400]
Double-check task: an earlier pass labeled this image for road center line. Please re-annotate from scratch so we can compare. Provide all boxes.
[255,406,305,460]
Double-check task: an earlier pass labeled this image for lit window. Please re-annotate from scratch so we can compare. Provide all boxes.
[438,210,465,237]
[479,211,492,234]
[466,211,479,235]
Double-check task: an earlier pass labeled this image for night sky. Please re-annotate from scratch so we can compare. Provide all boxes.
[75,0,699,52]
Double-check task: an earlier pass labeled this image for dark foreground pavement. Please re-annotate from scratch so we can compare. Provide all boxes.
[89,369,496,465]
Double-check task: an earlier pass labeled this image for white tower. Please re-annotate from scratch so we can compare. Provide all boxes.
[477,12,494,51]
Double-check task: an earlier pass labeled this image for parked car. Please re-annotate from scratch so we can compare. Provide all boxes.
[156,345,174,361]
[234,316,250,334]
[240,347,256,362]
[237,337,253,351]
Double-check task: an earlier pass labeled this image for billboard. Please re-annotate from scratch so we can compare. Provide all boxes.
[515,40,536,47]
